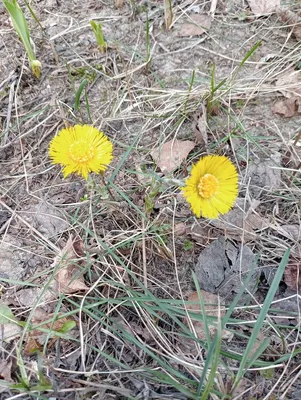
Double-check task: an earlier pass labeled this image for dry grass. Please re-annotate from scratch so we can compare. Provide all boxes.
[0,1,301,399]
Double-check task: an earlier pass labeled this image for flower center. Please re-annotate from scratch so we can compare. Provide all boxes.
[198,174,219,199]
[69,141,95,163]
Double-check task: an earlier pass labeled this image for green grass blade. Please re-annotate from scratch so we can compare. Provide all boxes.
[90,20,107,52]
[3,0,41,77]
[192,272,211,345]
[239,40,261,68]
[23,0,44,31]
[74,79,87,111]
[245,338,270,370]
[3,0,33,57]
[183,69,195,115]
[200,317,222,399]
[233,249,290,389]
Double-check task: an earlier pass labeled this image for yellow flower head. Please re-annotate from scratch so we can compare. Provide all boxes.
[182,155,238,219]
[49,125,113,180]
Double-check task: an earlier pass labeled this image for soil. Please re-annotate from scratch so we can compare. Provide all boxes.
[0,0,301,399]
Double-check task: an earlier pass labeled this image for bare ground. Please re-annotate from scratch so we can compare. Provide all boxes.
[0,1,301,399]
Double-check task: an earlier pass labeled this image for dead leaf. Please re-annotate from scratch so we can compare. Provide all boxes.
[0,302,21,343]
[22,201,68,239]
[274,67,301,98]
[0,234,31,281]
[55,265,88,293]
[34,315,76,344]
[0,323,22,343]
[187,291,225,318]
[151,139,195,174]
[247,0,280,15]
[271,295,301,325]
[269,224,301,258]
[284,258,301,291]
[178,14,211,37]
[53,236,89,294]
[281,224,301,241]
[193,105,208,145]
[115,0,124,7]
[174,222,187,236]
[184,291,228,341]
[0,359,13,382]
[13,287,55,309]
[245,152,282,197]
[272,97,299,117]
[24,312,76,355]
[195,237,259,303]
[277,7,301,40]
[24,337,42,355]
[211,198,270,241]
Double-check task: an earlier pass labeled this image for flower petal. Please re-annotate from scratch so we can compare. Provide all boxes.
[182,155,238,219]
[49,125,113,180]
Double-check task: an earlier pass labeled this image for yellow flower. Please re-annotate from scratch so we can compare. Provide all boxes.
[49,125,113,180]
[182,155,238,219]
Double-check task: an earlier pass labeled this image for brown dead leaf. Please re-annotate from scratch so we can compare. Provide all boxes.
[115,0,124,7]
[24,312,76,355]
[274,67,301,98]
[24,337,42,356]
[247,0,280,15]
[178,14,211,37]
[272,97,298,117]
[0,323,22,343]
[0,359,13,382]
[151,139,195,174]
[174,222,187,236]
[13,287,55,309]
[184,291,228,341]
[284,257,301,291]
[53,236,89,294]
[277,7,301,40]
[211,198,270,241]
[40,315,76,336]
[193,104,208,145]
